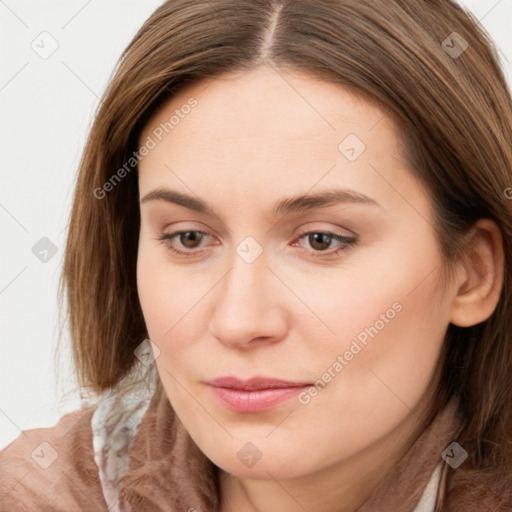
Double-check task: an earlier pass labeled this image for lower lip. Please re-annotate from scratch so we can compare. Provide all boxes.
[207,384,310,413]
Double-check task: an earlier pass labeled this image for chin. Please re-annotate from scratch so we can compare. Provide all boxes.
[201,440,321,481]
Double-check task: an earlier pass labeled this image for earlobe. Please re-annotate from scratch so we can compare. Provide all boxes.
[449,219,505,328]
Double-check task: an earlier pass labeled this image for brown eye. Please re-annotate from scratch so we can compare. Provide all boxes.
[294,230,357,259]
[178,231,205,249]
[157,230,211,256]
[307,232,334,251]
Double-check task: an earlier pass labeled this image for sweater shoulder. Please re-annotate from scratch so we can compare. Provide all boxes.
[0,405,108,512]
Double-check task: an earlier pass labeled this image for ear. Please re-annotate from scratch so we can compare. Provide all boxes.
[449,218,505,327]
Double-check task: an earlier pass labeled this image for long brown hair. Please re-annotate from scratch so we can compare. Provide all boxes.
[57,0,512,507]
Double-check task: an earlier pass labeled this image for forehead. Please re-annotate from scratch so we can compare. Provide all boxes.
[137,66,420,216]
[140,65,398,147]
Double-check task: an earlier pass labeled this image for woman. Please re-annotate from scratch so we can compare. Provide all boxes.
[1,0,512,510]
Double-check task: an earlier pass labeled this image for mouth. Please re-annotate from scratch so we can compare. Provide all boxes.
[206,376,312,413]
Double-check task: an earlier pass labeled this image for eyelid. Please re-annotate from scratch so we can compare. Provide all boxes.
[293,223,357,240]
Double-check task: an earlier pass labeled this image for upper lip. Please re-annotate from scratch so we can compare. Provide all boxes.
[207,376,312,390]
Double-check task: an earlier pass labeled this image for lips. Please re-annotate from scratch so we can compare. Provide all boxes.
[207,375,312,390]
[206,375,313,413]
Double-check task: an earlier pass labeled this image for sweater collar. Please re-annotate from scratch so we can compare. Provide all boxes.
[117,383,465,512]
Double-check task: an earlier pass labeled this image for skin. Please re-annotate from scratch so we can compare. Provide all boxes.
[136,65,504,512]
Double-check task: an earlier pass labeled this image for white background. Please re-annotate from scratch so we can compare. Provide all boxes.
[1,0,511,450]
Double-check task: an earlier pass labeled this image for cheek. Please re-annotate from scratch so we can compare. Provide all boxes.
[136,247,200,412]
[136,240,213,377]
[328,268,446,373]
[136,234,184,315]
[137,249,165,335]
[136,241,185,339]
[294,233,448,405]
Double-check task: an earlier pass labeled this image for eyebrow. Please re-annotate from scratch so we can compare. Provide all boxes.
[140,187,382,216]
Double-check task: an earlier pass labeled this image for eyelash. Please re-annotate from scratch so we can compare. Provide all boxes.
[156,229,357,259]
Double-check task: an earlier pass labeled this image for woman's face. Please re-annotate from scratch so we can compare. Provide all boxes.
[136,65,455,480]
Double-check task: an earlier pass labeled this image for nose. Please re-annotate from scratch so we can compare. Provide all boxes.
[208,246,288,349]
